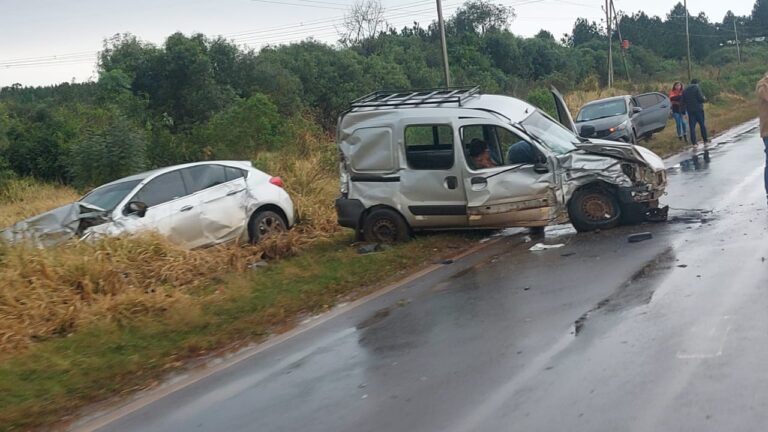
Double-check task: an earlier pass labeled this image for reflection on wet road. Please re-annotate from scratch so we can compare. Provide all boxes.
[85,120,768,432]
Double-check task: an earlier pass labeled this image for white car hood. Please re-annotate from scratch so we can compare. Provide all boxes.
[576,139,665,171]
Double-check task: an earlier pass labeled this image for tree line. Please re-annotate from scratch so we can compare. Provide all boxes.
[0,0,766,188]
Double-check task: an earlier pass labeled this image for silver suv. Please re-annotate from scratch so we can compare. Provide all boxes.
[335,87,667,243]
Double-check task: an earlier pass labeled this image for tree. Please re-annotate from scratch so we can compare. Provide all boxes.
[450,0,515,36]
[568,18,603,47]
[535,30,555,41]
[752,0,768,29]
[68,114,148,188]
[187,94,285,161]
[338,0,387,48]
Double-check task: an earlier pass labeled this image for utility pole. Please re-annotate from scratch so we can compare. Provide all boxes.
[605,0,613,87]
[610,0,630,82]
[684,0,692,82]
[436,0,451,87]
[733,19,742,64]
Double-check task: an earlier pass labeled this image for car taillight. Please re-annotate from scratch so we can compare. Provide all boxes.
[270,176,285,188]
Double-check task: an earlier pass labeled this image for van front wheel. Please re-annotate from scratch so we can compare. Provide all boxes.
[568,187,621,232]
[362,208,411,243]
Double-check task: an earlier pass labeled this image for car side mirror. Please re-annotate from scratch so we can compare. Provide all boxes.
[533,161,549,174]
[125,201,148,218]
[632,107,643,115]
[580,125,596,137]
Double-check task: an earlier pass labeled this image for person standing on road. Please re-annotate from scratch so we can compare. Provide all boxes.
[669,82,688,142]
[756,72,768,203]
[682,79,709,146]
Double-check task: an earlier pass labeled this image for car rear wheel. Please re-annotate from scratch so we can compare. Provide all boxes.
[362,208,411,243]
[249,210,287,243]
[568,186,621,232]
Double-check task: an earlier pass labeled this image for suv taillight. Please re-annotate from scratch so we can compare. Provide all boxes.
[269,176,285,188]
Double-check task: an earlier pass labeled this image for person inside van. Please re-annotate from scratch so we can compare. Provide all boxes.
[469,138,497,169]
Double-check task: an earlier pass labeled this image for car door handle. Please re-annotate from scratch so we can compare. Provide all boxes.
[227,188,246,196]
[180,205,194,212]
[470,177,487,191]
[444,176,458,190]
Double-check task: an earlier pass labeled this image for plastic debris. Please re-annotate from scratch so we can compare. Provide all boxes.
[529,242,565,251]
[357,243,387,254]
[248,260,269,269]
[628,232,653,243]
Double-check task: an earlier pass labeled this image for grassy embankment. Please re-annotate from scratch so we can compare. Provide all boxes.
[0,88,758,430]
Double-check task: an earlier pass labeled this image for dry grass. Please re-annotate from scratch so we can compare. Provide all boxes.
[0,178,79,227]
[0,124,341,355]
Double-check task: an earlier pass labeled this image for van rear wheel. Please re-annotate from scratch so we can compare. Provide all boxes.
[362,208,411,243]
[568,187,621,232]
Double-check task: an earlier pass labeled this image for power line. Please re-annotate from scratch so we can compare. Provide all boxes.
[225,0,436,39]
[232,4,460,44]
[249,0,348,11]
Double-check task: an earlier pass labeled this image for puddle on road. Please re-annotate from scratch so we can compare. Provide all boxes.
[356,307,392,330]
[573,247,676,335]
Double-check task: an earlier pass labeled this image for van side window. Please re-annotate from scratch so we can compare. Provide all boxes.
[404,125,454,170]
[461,125,537,168]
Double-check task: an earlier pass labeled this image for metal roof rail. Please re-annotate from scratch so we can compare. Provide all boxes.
[349,86,480,109]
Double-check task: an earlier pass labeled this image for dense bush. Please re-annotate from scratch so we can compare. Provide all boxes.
[68,114,148,188]
[526,88,557,117]
[699,80,722,102]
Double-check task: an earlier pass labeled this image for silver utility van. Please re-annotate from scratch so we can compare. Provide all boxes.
[335,87,668,243]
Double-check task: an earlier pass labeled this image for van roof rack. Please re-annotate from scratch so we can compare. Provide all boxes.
[350,86,480,109]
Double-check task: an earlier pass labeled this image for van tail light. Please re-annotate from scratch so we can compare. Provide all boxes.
[269,176,285,188]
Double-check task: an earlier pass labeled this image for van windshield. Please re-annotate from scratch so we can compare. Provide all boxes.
[519,111,579,155]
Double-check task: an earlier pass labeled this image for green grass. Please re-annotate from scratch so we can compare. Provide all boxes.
[0,233,478,430]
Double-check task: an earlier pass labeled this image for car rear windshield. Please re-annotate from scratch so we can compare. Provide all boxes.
[576,99,627,122]
[80,179,142,212]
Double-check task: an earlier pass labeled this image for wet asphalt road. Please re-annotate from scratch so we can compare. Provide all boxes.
[86,121,768,432]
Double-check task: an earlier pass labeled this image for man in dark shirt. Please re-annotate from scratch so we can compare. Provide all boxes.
[681,79,708,146]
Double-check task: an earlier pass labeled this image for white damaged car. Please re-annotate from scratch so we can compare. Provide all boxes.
[1,161,295,248]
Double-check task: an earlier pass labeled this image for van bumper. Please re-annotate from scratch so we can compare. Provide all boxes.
[616,186,664,204]
[335,198,365,229]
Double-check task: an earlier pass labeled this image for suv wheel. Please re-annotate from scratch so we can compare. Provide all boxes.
[568,186,621,232]
[362,208,411,243]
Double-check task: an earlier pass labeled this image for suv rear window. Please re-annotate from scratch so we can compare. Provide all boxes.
[404,125,454,170]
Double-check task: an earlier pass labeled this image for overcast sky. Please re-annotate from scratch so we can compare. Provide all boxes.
[0,0,756,87]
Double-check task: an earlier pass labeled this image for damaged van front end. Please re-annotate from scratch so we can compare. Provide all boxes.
[557,139,668,224]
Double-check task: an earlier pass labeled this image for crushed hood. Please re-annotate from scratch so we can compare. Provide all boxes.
[575,139,665,171]
[1,202,108,247]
